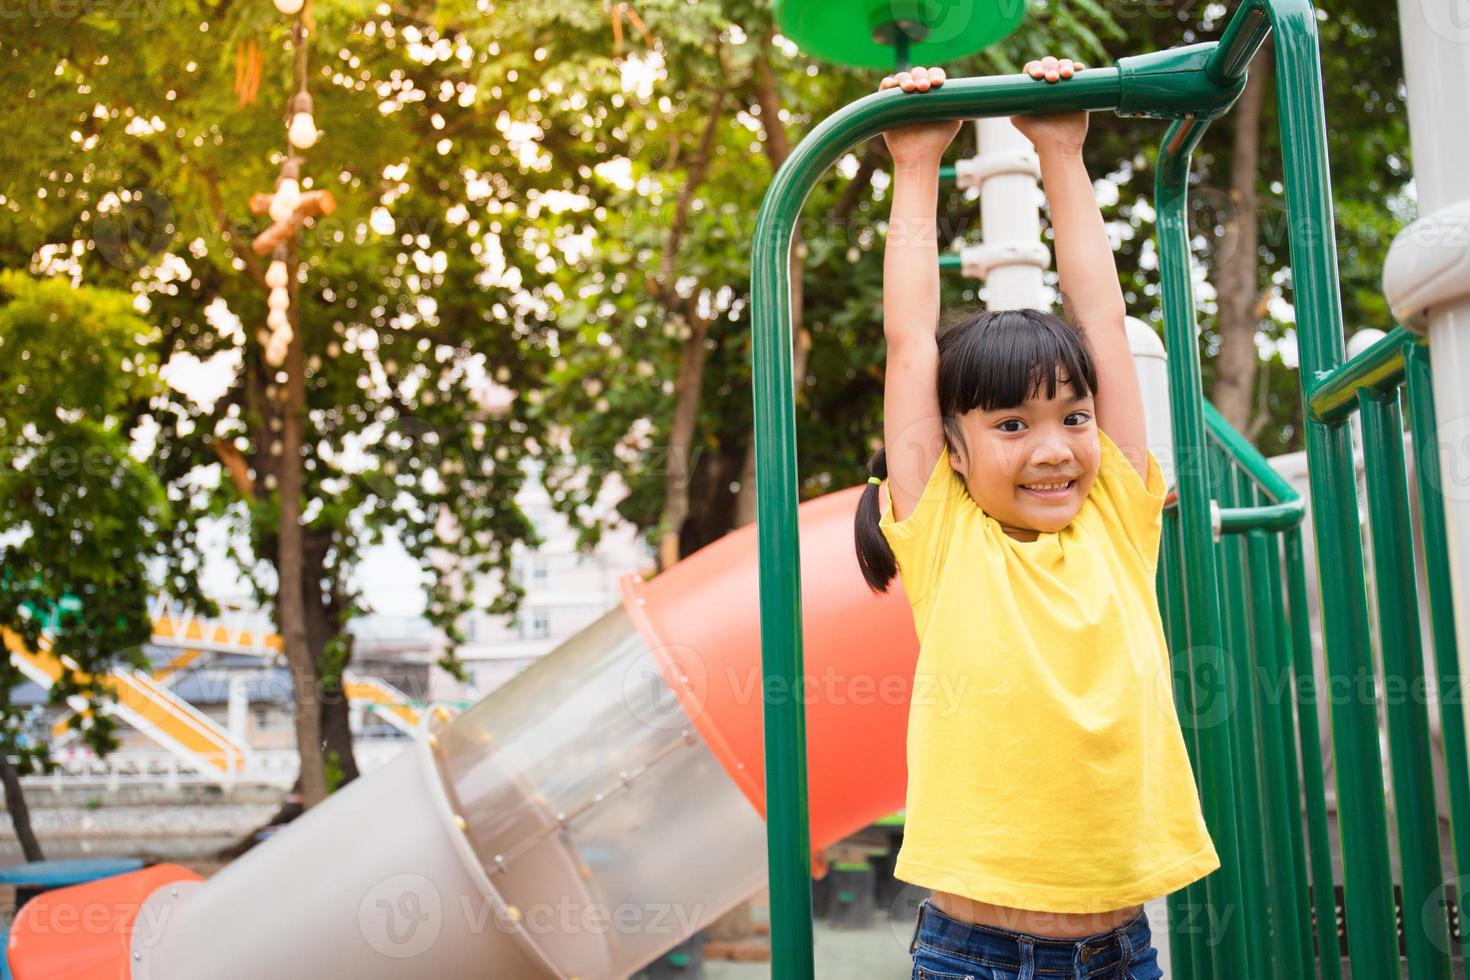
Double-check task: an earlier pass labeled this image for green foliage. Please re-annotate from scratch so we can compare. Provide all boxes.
[1081,1,1409,452]
[0,271,204,776]
[324,748,345,793]
[0,0,1415,687]
[1,1,556,673]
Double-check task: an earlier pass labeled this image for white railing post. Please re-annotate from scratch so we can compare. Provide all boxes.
[1386,0,1470,689]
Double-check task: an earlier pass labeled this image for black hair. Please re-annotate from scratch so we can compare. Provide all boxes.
[853,307,1099,593]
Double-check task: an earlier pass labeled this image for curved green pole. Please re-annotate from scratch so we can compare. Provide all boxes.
[1155,120,1249,979]
[1359,387,1453,978]
[1406,341,1470,948]
[1286,527,1346,980]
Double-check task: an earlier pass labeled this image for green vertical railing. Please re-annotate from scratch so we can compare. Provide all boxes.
[750,2,1465,978]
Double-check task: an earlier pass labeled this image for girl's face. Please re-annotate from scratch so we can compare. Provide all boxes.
[949,380,1100,540]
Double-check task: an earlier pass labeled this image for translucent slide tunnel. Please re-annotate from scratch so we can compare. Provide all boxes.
[7,481,924,979]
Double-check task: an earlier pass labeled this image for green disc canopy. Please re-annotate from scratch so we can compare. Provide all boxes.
[772,0,1025,70]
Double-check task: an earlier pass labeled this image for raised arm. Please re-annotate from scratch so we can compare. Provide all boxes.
[1016,56,1150,479]
[878,67,961,521]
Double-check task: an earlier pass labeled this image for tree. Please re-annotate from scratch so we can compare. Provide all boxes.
[0,271,204,859]
[1079,1,1410,454]
[503,0,1125,560]
[2,2,556,804]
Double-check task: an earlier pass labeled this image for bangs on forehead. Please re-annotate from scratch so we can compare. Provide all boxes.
[937,308,1097,415]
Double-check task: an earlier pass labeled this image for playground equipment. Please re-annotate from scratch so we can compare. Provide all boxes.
[19,595,423,783]
[7,486,928,978]
[2,627,249,780]
[750,2,1469,980]
[8,1,1469,978]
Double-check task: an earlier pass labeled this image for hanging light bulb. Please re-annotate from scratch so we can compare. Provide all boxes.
[268,286,290,312]
[273,0,303,15]
[268,159,302,223]
[287,92,318,150]
[269,178,300,223]
[267,307,289,331]
[265,336,289,368]
[266,259,288,290]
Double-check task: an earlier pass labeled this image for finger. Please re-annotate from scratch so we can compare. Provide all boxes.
[896,70,914,90]
[931,66,947,84]
[1024,59,1042,77]
[1059,59,1075,77]
[912,66,931,91]
[880,75,895,90]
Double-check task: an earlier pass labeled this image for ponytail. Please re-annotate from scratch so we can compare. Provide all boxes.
[853,445,899,594]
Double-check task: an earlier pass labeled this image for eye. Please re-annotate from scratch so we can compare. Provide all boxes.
[1065,412,1092,426]
[997,418,1026,433]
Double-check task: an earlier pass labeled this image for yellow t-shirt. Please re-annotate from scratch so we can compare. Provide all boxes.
[878,429,1220,913]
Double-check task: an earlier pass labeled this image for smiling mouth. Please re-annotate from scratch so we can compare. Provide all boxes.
[1019,480,1076,499]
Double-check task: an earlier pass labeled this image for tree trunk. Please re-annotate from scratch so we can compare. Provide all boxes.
[651,89,728,571]
[279,251,329,810]
[1212,43,1271,433]
[733,47,810,529]
[656,315,713,572]
[303,527,359,788]
[0,755,43,862]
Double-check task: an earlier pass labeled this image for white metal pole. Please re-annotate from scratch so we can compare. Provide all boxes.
[960,117,1048,310]
[1385,0,1470,683]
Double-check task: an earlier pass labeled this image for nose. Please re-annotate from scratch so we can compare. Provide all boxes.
[1029,435,1074,468]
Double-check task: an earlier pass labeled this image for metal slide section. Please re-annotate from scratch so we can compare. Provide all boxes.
[344,674,422,733]
[4,628,247,780]
[51,598,425,742]
[147,594,283,657]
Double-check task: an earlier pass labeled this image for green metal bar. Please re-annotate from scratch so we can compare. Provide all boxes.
[938,252,961,271]
[1286,529,1345,980]
[1160,507,1207,976]
[938,164,956,184]
[1220,467,1275,980]
[1263,1,1400,973]
[1246,518,1303,975]
[1262,522,1317,980]
[1205,0,1272,85]
[1155,117,1248,979]
[1204,401,1302,505]
[1308,325,1415,424]
[1218,501,1302,533]
[1359,387,1453,978]
[1405,341,1470,943]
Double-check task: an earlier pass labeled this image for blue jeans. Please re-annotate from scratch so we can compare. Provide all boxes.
[908,898,1164,979]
